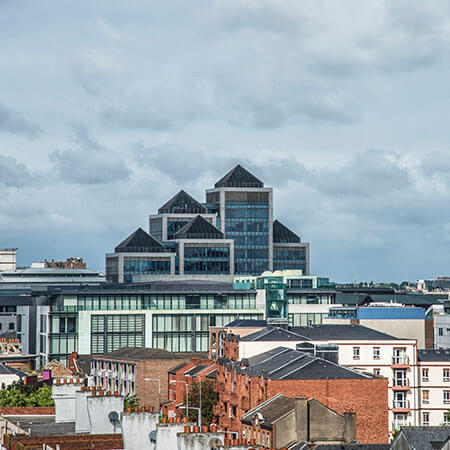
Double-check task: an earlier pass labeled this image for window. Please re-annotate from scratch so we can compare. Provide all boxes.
[422,368,429,382]
[439,328,444,336]
[422,390,430,404]
[423,412,430,426]
[444,413,450,426]
[374,368,381,375]
[353,347,360,360]
[373,347,380,360]
[444,369,450,382]
[8,323,14,330]
[444,391,450,404]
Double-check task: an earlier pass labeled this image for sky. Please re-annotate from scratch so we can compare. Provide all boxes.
[1,1,450,282]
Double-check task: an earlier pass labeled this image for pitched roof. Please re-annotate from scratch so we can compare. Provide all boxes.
[97,347,207,361]
[242,346,371,380]
[225,319,267,328]
[314,445,390,450]
[115,228,165,253]
[273,220,301,243]
[418,349,450,362]
[241,393,296,428]
[241,327,310,342]
[158,190,206,214]
[289,324,399,341]
[214,164,264,188]
[0,363,27,377]
[395,426,450,450]
[174,215,224,239]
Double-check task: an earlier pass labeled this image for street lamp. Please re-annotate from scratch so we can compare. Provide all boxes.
[144,378,161,417]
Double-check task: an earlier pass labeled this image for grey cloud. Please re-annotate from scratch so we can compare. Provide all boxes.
[0,154,33,187]
[50,129,131,184]
[421,152,450,175]
[0,103,42,139]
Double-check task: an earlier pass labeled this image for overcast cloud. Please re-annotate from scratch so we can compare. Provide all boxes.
[1,1,450,282]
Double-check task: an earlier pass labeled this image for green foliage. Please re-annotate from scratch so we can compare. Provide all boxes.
[124,394,140,409]
[181,380,218,426]
[0,380,54,407]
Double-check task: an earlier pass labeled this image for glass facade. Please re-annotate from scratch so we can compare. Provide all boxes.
[167,220,190,240]
[149,218,163,241]
[152,312,261,352]
[223,192,270,274]
[288,313,328,326]
[91,314,145,354]
[123,257,171,282]
[273,247,306,272]
[183,245,230,274]
[49,313,78,366]
[287,292,333,304]
[106,257,119,283]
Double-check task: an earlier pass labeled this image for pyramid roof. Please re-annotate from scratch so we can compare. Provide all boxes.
[174,215,224,239]
[215,164,264,188]
[158,190,206,214]
[115,228,165,253]
[273,220,301,243]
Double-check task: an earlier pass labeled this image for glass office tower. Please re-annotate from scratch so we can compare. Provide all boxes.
[206,165,273,275]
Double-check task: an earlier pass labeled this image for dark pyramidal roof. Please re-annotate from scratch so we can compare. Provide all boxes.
[396,426,450,450]
[215,164,264,188]
[273,219,301,243]
[158,190,206,214]
[174,215,224,239]
[115,227,165,253]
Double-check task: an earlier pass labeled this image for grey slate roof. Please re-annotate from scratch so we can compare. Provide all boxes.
[96,347,207,361]
[158,190,206,214]
[6,416,76,436]
[244,347,372,380]
[0,363,27,377]
[241,393,296,428]
[115,227,165,253]
[395,426,450,450]
[273,220,301,243]
[174,215,224,239]
[418,349,450,362]
[225,319,267,327]
[214,164,264,188]
[289,324,399,341]
[314,445,390,450]
[241,327,310,341]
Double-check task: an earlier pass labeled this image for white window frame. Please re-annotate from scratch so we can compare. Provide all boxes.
[444,368,450,382]
[353,347,360,360]
[422,368,429,382]
[373,347,380,360]
[423,412,430,426]
[444,391,450,404]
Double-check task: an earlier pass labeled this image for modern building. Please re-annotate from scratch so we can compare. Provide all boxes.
[0,249,16,272]
[106,164,310,281]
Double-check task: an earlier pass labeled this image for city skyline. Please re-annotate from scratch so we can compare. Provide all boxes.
[1,2,450,282]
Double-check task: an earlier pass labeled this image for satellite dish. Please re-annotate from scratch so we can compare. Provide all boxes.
[108,411,120,427]
[149,430,157,443]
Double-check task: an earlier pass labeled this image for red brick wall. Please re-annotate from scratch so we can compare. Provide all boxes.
[0,407,55,415]
[267,378,388,444]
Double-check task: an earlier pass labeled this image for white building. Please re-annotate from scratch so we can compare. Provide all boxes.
[0,249,16,272]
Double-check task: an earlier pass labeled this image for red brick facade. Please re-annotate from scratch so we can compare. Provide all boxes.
[0,407,55,415]
[214,334,389,444]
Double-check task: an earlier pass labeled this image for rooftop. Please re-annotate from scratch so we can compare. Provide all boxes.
[0,363,28,377]
[289,324,399,341]
[242,346,372,380]
[95,347,207,361]
[241,327,309,342]
[158,189,206,215]
[418,349,450,362]
[115,227,165,253]
[225,319,267,328]
[214,164,264,188]
[273,220,301,244]
[241,393,296,428]
[394,426,450,450]
[174,215,224,240]
[6,416,75,436]
[314,445,390,450]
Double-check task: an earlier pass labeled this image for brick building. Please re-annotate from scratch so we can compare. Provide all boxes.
[166,358,216,416]
[215,333,389,444]
[90,347,207,409]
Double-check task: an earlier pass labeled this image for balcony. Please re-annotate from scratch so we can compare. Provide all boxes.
[392,355,410,367]
[391,421,411,430]
[392,399,410,412]
[392,378,410,390]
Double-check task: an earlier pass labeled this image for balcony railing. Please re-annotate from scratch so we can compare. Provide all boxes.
[393,399,410,409]
[392,421,411,430]
[392,378,410,387]
[392,355,410,365]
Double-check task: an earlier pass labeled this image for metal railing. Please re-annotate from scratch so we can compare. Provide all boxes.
[393,399,410,409]
[392,378,410,387]
[392,355,410,365]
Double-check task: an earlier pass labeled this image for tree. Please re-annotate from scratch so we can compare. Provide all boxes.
[181,380,218,426]
[0,380,54,407]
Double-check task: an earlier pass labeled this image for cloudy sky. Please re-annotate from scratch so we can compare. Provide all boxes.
[1,1,450,282]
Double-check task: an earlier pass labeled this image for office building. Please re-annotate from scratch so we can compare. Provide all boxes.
[0,249,16,272]
[106,164,310,281]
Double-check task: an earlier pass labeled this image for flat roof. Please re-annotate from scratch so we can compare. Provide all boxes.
[6,416,75,436]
